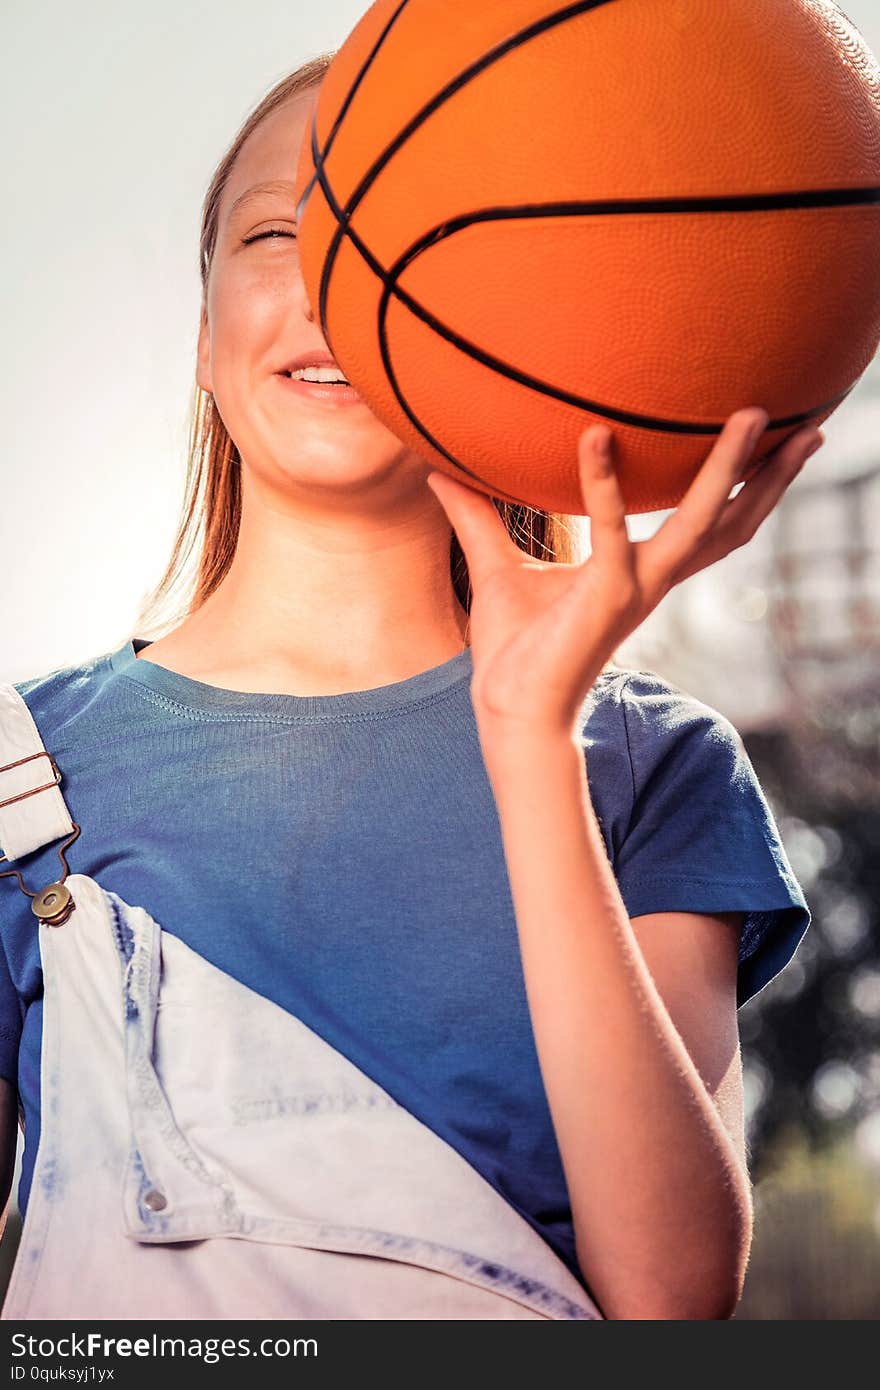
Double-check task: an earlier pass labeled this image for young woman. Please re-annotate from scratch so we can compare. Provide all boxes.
[0,53,821,1321]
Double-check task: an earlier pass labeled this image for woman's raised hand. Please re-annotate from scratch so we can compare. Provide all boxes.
[426,408,824,738]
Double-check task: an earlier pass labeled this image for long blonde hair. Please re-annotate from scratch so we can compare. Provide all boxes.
[134,54,612,666]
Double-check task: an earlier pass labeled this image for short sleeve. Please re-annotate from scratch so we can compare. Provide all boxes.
[611,670,811,1009]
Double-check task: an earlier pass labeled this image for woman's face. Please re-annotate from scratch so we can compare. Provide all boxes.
[197,88,423,498]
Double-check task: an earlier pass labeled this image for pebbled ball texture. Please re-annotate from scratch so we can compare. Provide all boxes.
[294,0,880,515]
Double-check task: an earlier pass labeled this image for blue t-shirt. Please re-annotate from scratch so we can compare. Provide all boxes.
[0,637,810,1290]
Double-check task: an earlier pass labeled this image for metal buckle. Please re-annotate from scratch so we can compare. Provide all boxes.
[0,750,62,811]
[0,750,80,924]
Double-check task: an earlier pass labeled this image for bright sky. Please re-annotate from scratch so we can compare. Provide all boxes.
[2,0,878,693]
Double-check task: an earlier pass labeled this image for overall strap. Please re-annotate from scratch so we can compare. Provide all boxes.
[0,683,76,862]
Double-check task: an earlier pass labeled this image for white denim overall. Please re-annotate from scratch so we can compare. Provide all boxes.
[0,681,602,1321]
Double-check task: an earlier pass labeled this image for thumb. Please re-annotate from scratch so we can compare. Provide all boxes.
[426,470,515,586]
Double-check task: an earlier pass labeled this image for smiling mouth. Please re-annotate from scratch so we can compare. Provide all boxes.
[280,370,350,385]
[274,372,367,405]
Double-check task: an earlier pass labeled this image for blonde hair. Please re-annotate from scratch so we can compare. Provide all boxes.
[133,53,619,678]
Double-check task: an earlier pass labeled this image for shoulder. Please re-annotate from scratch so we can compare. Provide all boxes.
[614,666,744,768]
[583,661,733,719]
[12,649,110,696]
[580,662,742,767]
[577,663,754,854]
[603,664,740,734]
[5,644,124,746]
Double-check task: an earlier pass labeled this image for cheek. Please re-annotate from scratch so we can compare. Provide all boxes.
[212,259,301,347]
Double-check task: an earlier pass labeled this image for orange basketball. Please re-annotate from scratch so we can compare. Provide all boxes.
[293,0,880,515]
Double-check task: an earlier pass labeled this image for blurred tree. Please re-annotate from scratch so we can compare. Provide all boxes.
[740,715,880,1160]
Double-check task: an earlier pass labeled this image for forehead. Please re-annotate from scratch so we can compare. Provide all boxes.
[220,90,317,225]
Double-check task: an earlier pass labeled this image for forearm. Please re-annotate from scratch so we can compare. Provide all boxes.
[481,724,753,1321]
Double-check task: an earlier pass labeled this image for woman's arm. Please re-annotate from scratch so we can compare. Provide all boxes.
[482,724,752,1322]
[628,906,746,1172]
[426,409,823,1318]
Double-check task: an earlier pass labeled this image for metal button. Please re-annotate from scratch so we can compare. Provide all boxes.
[143,1188,167,1212]
[32,882,74,927]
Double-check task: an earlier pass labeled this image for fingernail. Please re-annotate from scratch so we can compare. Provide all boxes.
[792,434,823,475]
[803,431,825,459]
[748,411,769,447]
[593,426,612,451]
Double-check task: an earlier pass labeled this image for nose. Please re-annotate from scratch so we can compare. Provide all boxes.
[303,291,315,324]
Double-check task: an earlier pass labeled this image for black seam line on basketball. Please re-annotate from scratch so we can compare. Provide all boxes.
[313,146,859,438]
[295,0,412,226]
[303,0,864,437]
[405,187,880,219]
[300,0,857,488]
[382,190,871,430]
[374,225,855,495]
[374,284,524,500]
[298,0,612,230]
[312,0,620,333]
[309,106,500,492]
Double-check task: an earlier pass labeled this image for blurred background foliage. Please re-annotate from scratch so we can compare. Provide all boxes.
[733,734,880,1318]
[612,353,880,1319]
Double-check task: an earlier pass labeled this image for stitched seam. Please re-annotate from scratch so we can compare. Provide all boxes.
[118,672,472,725]
[619,872,801,888]
[614,672,638,817]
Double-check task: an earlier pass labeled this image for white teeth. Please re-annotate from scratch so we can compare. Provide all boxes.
[288,365,350,384]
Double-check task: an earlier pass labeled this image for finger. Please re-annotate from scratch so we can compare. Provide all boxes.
[643,407,769,580]
[669,425,824,583]
[425,469,517,585]
[577,426,632,570]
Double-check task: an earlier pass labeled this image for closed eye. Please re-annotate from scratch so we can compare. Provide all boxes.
[242,228,297,244]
